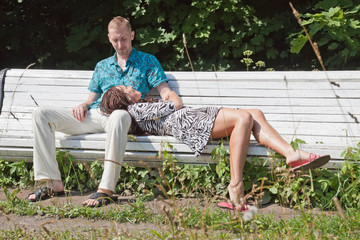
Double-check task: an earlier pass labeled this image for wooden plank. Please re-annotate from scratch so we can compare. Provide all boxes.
[5,69,93,79]
[6,76,360,91]
[166,88,360,98]
[6,84,360,99]
[2,118,359,144]
[1,129,357,146]
[0,146,355,169]
[6,69,360,82]
[5,77,90,86]
[1,117,359,137]
[0,142,349,160]
[3,91,89,102]
[3,92,358,108]
[180,97,359,107]
[0,132,357,149]
[1,111,358,124]
[5,84,89,94]
[167,81,360,90]
[1,110,358,123]
[2,104,359,117]
[1,131,357,157]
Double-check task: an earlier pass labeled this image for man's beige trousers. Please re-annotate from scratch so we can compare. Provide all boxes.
[32,107,131,191]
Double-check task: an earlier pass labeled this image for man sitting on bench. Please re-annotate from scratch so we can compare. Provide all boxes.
[27,16,182,207]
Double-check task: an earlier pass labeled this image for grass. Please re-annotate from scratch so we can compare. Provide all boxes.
[1,191,360,239]
[0,141,359,239]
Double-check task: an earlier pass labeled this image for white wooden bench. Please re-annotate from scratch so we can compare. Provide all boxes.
[1,68,359,169]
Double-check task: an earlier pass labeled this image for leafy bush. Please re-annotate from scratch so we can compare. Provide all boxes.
[0,160,33,187]
[2,0,359,70]
[290,1,360,70]
[1,140,360,210]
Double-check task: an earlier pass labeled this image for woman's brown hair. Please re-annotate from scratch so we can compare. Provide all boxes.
[100,86,157,134]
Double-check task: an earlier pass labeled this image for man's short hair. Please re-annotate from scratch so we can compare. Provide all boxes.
[108,16,132,32]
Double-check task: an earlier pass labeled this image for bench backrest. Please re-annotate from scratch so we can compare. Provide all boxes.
[1,68,360,165]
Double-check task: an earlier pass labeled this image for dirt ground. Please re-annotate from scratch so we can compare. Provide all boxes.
[0,187,337,236]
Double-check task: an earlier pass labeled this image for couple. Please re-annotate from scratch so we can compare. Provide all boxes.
[28,16,330,211]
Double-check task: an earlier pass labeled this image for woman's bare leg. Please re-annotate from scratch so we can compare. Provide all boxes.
[245,109,311,165]
[211,108,253,210]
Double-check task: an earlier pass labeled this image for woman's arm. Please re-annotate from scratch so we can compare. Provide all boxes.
[128,101,176,121]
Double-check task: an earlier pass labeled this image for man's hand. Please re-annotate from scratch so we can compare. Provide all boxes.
[156,82,183,110]
[72,103,89,122]
[72,92,100,122]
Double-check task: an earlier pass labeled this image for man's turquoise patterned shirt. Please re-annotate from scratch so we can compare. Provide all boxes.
[88,48,167,109]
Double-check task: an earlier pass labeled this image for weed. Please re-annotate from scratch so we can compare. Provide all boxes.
[240,50,273,71]
[0,160,34,188]
[1,140,360,211]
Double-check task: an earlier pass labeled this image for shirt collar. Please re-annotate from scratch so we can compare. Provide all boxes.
[110,47,137,66]
[128,47,137,64]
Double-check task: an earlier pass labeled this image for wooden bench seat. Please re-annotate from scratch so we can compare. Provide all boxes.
[1,68,359,168]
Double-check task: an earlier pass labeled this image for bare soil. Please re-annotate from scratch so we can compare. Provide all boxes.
[0,187,337,236]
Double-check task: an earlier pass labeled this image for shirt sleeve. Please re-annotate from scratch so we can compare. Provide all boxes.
[88,63,103,93]
[128,101,176,121]
[147,55,168,89]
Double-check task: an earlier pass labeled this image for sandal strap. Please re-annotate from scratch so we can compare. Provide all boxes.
[28,186,53,202]
[88,192,118,207]
[309,153,320,162]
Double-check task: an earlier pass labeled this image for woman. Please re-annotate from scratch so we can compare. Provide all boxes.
[100,85,331,211]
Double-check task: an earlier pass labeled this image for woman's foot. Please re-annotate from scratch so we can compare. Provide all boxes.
[27,180,64,201]
[286,149,331,170]
[285,149,309,166]
[227,182,249,211]
[217,200,250,212]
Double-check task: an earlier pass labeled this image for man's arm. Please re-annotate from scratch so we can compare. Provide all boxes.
[156,82,183,110]
[72,92,100,122]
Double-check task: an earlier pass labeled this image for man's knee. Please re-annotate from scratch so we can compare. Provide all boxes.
[32,107,48,122]
[108,110,132,129]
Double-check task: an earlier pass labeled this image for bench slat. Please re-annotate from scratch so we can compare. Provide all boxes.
[1,111,358,123]
[1,118,359,137]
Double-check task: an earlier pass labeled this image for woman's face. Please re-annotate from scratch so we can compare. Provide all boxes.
[115,85,141,103]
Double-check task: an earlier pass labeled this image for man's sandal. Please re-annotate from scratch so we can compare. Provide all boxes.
[27,186,65,202]
[289,154,331,171]
[84,192,118,207]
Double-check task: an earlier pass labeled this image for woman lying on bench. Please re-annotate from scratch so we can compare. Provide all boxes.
[100,85,331,211]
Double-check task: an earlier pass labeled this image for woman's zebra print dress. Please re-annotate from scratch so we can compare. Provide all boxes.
[128,101,221,156]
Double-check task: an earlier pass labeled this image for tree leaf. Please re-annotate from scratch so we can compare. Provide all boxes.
[290,34,308,54]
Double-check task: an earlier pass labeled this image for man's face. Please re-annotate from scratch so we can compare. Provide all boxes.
[108,25,134,57]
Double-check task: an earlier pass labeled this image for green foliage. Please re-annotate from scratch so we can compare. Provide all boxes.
[1,190,360,239]
[2,0,358,70]
[270,141,360,210]
[3,187,20,206]
[240,50,273,71]
[339,142,360,208]
[157,142,232,198]
[290,0,360,69]
[1,143,360,239]
[56,150,98,193]
[2,140,360,210]
[0,160,33,187]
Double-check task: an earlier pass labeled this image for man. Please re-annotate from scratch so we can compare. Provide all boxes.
[28,16,182,207]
